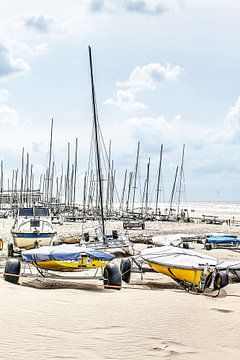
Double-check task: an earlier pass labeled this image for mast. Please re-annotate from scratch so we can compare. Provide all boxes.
[105,140,111,214]
[169,166,178,218]
[155,144,163,214]
[120,169,127,213]
[46,118,53,204]
[145,158,150,214]
[132,141,140,213]
[73,138,78,209]
[126,172,133,213]
[177,144,185,216]
[20,147,24,206]
[88,45,105,237]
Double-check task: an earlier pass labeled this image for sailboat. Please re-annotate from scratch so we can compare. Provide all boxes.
[141,246,240,293]
[74,45,133,257]
[3,46,128,289]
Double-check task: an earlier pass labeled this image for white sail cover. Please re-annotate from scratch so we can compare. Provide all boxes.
[141,246,218,270]
[152,234,187,247]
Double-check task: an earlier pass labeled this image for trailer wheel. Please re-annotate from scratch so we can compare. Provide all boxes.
[204,272,213,290]
[104,264,122,290]
[214,272,229,290]
[4,258,21,284]
[182,242,189,249]
[120,258,132,283]
[7,243,14,257]
[205,243,212,251]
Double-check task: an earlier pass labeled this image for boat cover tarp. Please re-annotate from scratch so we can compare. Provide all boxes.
[141,246,218,270]
[207,236,240,244]
[21,244,115,262]
[152,234,184,247]
[206,233,237,239]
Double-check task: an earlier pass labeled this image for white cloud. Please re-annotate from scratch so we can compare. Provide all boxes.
[0,104,20,125]
[89,0,179,15]
[0,89,10,102]
[24,14,55,33]
[223,96,240,142]
[106,62,183,110]
[196,96,240,146]
[105,89,148,110]
[118,63,183,91]
[0,41,30,78]
[15,42,48,57]
[123,115,181,152]
[16,43,48,56]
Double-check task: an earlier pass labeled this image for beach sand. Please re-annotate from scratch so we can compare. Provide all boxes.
[0,216,240,359]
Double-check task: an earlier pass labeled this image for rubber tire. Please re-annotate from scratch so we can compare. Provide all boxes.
[205,243,212,251]
[214,272,229,290]
[4,258,21,284]
[7,243,14,257]
[103,264,122,290]
[182,242,189,249]
[204,272,213,290]
[120,258,132,284]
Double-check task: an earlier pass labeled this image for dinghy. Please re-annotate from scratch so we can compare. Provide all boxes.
[205,234,240,250]
[151,234,190,247]
[4,244,124,289]
[21,244,114,271]
[141,246,235,292]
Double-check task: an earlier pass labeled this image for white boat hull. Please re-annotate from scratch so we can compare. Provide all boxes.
[12,232,56,250]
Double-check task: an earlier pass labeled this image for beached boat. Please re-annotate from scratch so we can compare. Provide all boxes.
[10,207,57,253]
[151,234,190,247]
[4,244,125,290]
[141,246,230,292]
[21,244,114,271]
[205,233,240,250]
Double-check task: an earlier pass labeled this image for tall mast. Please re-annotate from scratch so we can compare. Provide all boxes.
[169,166,178,218]
[73,138,78,209]
[46,118,53,204]
[132,141,140,213]
[126,172,133,213]
[120,169,128,212]
[145,158,150,214]
[177,144,185,216]
[155,144,163,214]
[105,140,112,214]
[88,45,105,237]
[20,147,24,205]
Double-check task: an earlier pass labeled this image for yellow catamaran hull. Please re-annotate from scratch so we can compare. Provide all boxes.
[148,261,208,286]
[35,256,110,272]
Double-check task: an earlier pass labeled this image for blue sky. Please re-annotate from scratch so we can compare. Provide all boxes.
[0,0,240,202]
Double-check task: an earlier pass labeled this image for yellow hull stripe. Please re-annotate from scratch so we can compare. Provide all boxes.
[35,256,109,271]
[148,261,207,286]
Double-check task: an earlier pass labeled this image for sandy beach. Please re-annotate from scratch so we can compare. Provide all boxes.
[0,215,240,360]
